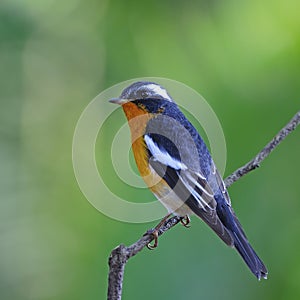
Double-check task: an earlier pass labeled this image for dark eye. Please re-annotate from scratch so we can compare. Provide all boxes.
[157,106,165,113]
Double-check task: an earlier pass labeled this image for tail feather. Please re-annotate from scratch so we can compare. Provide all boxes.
[215,198,268,279]
[232,229,268,280]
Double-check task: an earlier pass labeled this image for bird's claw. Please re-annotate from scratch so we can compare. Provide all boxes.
[144,213,172,250]
[180,215,191,228]
[146,229,159,250]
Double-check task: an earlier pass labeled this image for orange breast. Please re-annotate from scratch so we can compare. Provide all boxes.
[122,102,173,203]
[122,102,152,178]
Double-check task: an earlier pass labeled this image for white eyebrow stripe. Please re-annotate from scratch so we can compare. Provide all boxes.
[144,134,187,170]
[146,84,172,101]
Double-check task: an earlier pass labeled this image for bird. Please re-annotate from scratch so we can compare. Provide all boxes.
[109,81,268,280]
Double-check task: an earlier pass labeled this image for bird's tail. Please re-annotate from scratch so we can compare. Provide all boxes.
[232,223,268,280]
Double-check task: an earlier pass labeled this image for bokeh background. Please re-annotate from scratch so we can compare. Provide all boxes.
[1,0,300,299]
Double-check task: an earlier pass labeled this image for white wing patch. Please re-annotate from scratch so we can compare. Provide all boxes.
[144,134,216,212]
[179,172,215,211]
[184,172,214,198]
[144,134,187,170]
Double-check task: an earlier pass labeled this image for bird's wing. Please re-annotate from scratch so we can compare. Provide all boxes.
[211,161,231,206]
[144,134,234,246]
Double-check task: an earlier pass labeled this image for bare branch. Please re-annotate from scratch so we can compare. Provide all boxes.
[107,216,181,300]
[224,111,300,187]
[107,111,300,300]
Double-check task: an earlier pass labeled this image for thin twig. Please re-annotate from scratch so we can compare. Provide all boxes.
[107,111,300,300]
[224,111,300,187]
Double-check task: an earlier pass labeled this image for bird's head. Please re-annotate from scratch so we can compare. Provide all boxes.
[109,81,173,105]
[109,81,177,133]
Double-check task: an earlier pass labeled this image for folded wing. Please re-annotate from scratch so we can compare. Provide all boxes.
[144,134,234,246]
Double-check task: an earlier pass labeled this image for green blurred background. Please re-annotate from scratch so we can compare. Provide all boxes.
[1,0,300,299]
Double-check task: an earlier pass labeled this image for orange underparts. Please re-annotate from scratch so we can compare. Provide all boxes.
[121,102,169,199]
[122,102,153,178]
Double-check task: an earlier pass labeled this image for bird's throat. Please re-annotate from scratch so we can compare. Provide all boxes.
[122,102,153,178]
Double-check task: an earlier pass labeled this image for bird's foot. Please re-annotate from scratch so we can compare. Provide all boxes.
[145,229,159,250]
[180,215,191,228]
[144,213,172,250]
